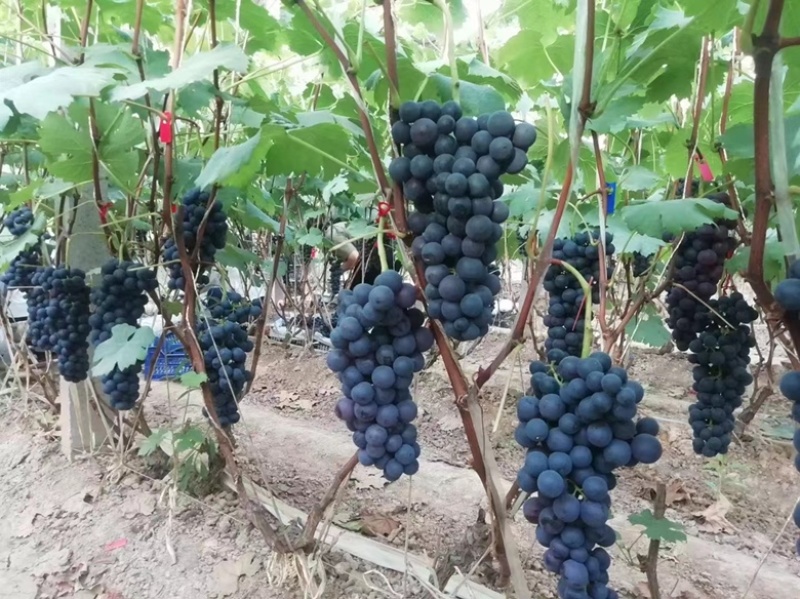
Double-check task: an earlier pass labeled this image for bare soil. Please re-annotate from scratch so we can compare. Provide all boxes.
[2,329,799,599]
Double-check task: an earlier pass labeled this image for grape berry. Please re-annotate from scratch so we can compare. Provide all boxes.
[326,270,434,481]
[515,353,662,599]
[778,367,800,554]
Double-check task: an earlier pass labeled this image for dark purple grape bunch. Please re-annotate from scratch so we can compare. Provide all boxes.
[685,292,757,457]
[387,100,536,341]
[203,286,262,324]
[1,206,42,292]
[663,192,737,350]
[163,188,228,291]
[326,270,434,481]
[778,370,800,554]
[88,259,158,410]
[514,353,662,599]
[26,266,91,383]
[542,230,616,365]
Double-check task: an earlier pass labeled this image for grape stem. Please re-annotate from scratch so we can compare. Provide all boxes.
[429,0,460,103]
[376,216,389,272]
[550,259,594,359]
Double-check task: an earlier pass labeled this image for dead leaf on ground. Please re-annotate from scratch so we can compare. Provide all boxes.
[350,469,386,491]
[359,512,402,539]
[273,390,313,411]
[692,494,737,534]
[642,478,691,506]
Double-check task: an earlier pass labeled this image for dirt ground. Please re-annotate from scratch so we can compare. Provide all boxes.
[1,326,800,599]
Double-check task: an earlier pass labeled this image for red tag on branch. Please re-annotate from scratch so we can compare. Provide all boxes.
[159,112,173,144]
[377,202,392,218]
[98,202,111,223]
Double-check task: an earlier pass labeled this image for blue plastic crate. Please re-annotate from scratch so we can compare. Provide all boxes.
[143,333,193,381]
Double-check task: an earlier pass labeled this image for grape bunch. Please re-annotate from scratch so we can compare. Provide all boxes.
[541,231,616,364]
[389,100,537,341]
[663,193,737,350]
[685,292,757,457]
[629,252,652,278]
[329,261,342,297]
[1,206,42,292]
[3,205,34,236]
[326,270,434,481]
[778,370,800,553]
[674,177,700,198]
[163,188,228,291]
[88,259,158,410]
[775,259,800,313]
[514,353,662,599]
[199,319,255,426]
[203,286,262,324]
[26,266,91,382]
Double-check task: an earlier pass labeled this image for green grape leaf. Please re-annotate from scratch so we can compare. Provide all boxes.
[625,303,671,348]
[619,165,662,192]
[111,44,249,101]
[264,123,355,179]
[620,198,738,238]
[38,104,145,190]
[179,371,208,389]
[174,426,208,453]
[725,236,788,283]
[138,428,171,456]
[195,129,275,190]
[92,324,156,377]
[629,509,687,543]
[0,62,122,129]
[215,244,261,271]
[429,74,504,115]
[298,227,323,247]
[587,96,646,134]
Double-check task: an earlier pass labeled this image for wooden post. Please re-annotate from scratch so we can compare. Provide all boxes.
[59,190,112,459]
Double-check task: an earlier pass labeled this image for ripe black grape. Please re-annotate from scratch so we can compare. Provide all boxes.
[663,193,737,350]
[329,261,343,298]
[514,353,660,599]
[26,266,91,382]
[542,231,616,364]
[89,259,158,410]
[628,252,652,278]
[389,100,536,341]
[685,292,757,457]
[779,368,800,554]
[326,270,434,481]
[775,259,800,313]
[163,188,228,291]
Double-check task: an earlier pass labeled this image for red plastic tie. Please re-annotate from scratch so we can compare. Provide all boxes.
[159,112,173,144]
[98,202,111,223]
[377,202,392,219]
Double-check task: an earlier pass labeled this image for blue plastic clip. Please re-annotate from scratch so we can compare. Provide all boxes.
[606,182,617,215]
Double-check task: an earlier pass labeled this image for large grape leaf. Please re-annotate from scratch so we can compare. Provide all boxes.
[725,236,788,284]
[429,74,505,115]
[620,198,738,238]
[92,324,156,377]
[625,303,671,349]
[0,62,122,129]
[262,123,358,179]
[629,509,687,543]
[38,103,145,190]
[195,129,276,190]
[111,44,249,101]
